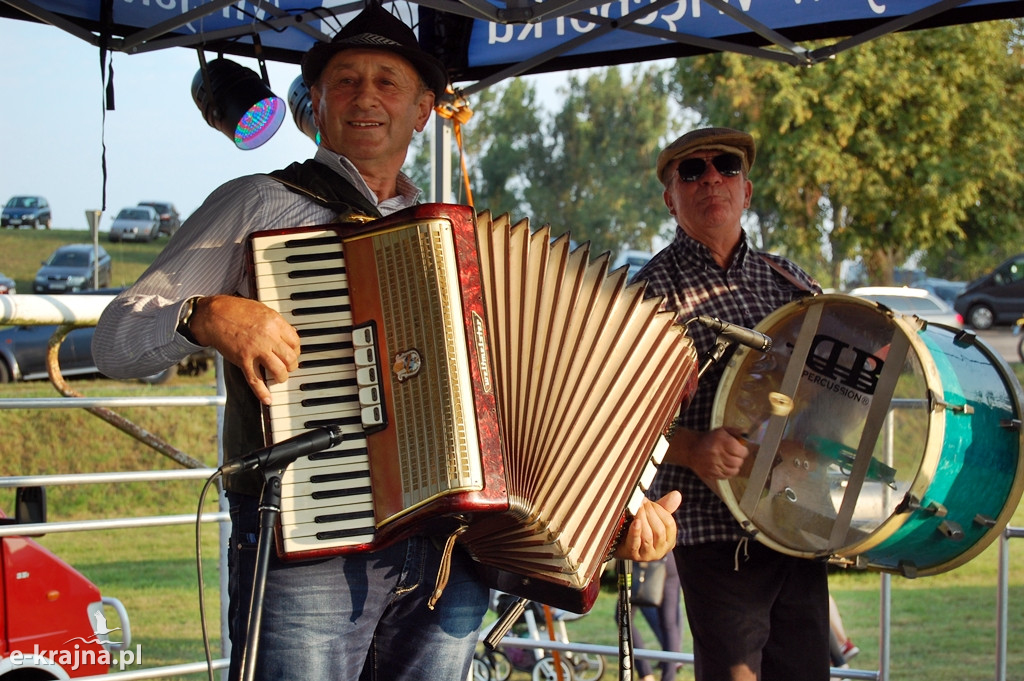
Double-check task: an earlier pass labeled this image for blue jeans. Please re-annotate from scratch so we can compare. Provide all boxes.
[228,492,488,681]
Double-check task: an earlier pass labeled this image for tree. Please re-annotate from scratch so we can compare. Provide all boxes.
[667,20,1024,287]
[520,66,672,257]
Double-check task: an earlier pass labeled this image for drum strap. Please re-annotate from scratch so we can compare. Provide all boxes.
[757,253,814,293]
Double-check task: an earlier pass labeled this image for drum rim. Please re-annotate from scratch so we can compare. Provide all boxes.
[712,293,948,562]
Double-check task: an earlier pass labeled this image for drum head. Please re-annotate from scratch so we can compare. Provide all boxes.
[712,294,944,560]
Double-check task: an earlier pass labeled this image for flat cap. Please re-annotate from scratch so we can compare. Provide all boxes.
[656,127,756,186]
[301,2,448,98]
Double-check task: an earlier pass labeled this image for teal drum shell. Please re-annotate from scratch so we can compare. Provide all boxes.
[859,321,1024,576]
[712,293,1024,577]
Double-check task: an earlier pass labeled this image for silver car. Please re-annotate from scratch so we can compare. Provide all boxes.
[109,205,161,243]
[848,286,964,328]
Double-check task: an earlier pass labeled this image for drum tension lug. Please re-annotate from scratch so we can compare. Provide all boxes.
[953,328,977,347]
[938,520,964,540]
[897,494,922,514]
[898,496,948,518]
[1000,418,1023,432]
[933,394,974,415]
[974,513,997,528]
[898,561,919,579]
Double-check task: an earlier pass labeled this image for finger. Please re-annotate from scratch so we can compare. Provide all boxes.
[655,490,682,514]
[266,350,295,384]
[245,370,273,406]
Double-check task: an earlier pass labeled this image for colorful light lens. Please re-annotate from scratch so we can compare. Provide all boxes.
[234,96,286,150]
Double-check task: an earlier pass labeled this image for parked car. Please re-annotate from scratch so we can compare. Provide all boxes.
[1,195,51,229]
[137,201,181,236]
[109,205,160,243]
[953,253,1024,330]
[915,277,966,307]
[849,286,963,328]
[32,244,112,293]
[0,273,15,294]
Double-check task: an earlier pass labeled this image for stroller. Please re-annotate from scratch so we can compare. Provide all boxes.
[470,590,607,681]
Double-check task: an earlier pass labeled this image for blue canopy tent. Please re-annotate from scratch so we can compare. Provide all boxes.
[2,0,1021,201]
[2,0,1022,96]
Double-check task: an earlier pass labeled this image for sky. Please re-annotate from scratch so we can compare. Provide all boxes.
[0,18,565,233]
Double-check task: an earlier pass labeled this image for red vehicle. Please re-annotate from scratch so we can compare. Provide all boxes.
[0,488,131,679]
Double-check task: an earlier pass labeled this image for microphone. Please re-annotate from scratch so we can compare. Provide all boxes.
[219,425,344,475]
[694,315,773,352]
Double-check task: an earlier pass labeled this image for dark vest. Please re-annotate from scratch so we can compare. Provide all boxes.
[222,160,381,495]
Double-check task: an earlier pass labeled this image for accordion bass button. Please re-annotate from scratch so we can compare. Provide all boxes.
[362,406,384,427]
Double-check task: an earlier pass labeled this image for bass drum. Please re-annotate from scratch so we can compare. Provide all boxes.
[712,293,1024,577]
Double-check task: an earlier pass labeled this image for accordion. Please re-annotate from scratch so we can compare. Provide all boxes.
[246,203,697,612]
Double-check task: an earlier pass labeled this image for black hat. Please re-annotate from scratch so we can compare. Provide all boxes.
[301,3,448,98]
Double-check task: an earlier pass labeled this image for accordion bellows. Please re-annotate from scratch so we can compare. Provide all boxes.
[464,211,697,608]
[247,204,697,612]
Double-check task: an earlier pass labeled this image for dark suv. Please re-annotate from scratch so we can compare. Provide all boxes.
[954,253,1024,329]
[138,201,181,236]
[2,195,51,229]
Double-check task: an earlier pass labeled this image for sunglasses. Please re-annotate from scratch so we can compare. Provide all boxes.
[676,153,744,182]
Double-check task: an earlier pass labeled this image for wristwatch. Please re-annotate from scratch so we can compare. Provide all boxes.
[177,296,202,345]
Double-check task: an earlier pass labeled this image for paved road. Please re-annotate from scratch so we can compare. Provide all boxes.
[974,327,1021,365]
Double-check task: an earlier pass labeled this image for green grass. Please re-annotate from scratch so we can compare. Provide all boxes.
[0,227,167,293]
[4,366,1024,680]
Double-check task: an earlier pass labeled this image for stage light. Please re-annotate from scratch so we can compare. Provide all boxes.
[191,55,285,150]
[287,75,320,145]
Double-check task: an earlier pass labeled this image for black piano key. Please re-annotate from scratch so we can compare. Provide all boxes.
[290,288,348,301]
[310,470,371,484]
[299,377,358,392]
[309,446,369,462]
[311,485,373,500]
[305,415,363,430]
[314,508,376,525]
[298,326,348,338]
[301,340,353,355]
[282,235,342,251]
[287,266,347,280]
[292,302,351,317]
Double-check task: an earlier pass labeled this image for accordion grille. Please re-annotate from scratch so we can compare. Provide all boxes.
[371,222,480,508]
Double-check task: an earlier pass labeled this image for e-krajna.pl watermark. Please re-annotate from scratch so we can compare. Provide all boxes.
[8,643,143,672]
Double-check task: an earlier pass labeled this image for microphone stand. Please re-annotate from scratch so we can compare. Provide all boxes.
[616,559,635,681]
[698,337,735,379]
[239,469,283,681]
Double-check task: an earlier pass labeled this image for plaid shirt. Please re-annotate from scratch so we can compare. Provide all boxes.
[638,226,821,545]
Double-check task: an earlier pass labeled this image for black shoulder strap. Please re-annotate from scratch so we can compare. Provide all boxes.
[756,252,815,293]
[267,160,382,222]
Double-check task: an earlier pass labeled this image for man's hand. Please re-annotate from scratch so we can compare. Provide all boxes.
[613,490,681,562]
[667,426,750,489]
[188,295,301,405]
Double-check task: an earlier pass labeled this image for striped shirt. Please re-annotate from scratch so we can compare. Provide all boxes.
[638,226,821,545]
[92,146,423,379]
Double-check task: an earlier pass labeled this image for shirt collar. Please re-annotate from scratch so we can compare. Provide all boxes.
[673,225,754,272]
[313,147,423,210]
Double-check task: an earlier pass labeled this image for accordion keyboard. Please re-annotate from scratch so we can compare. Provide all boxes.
[250,229,381,552]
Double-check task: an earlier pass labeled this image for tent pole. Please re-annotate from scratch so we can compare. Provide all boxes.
[431,115,453,203]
